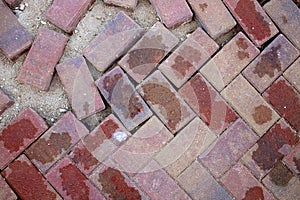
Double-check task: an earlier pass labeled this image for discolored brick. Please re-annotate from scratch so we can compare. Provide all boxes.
[0,175,17,200]
[0,89,14,115]
[284,142,300,175]
[4,0,22,8]
[284,58,300,92]
[17,28,68,91]
[103,0,138,9]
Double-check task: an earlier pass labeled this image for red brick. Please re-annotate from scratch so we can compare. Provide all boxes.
[188,0,236,39]
[284,58,300,93]
[0,175,17,200]
[159,28,219,88]
[56,56,105,120]
[103,0,137,9]
[17,28,68,91]
[2,155,61,200]
[83,11,143,72]
[0,0,32,60]
[46,157,105,200]
[284,142,300,175]
[224,0,279,46]
[243,34,299,92]
[26,111,89,174]
[263,77,300,131]
[96,66,152,131]
[179,73,237,134]
[119,22,179,83]
[45,0,95,33]
[0,108,48,170]
[4,0,22,8]
[0,89,14,115]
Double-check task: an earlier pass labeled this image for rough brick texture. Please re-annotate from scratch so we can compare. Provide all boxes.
[0,175,17,200]
[103,0,137,9]
[284,142,300,175]
[0,89,14,115]
[284,58,300,93]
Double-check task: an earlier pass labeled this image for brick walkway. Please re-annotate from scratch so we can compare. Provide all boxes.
[0,0,300,199]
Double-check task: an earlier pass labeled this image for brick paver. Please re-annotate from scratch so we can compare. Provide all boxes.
[0,89,14,115]
[284,58,300,92]
[4,0,21,8]
[284,142,300,175]
[103,0,137,10]
[0,175,17,200]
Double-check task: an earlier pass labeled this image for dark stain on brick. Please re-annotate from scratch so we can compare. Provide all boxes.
[72,146,99,171]
[269,162,293,187]
[128,95,143,118]
[199,3,208,12]
[242,186,264,200]
[98,167,141,199]
[293,157,300,172]
[238,51,250,60]
[252,105,272,125]
[236,38,249,50]
[100,119,119,139]
[103,73,123,101]
[171,56,193,77]
[282,15,288,24]
[83,102,90,116]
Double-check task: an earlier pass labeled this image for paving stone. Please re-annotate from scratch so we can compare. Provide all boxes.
[45,0,95,33]
[223,0,279,46]
[137,70,195,133]
[149,0,193,29]
[96,66,152,131]
[0,89,14,115]
[221,75,280,136]
[179,73,237,134]
[103,0,137,9]
[0,108,48,170]
[284,58,300,92]
[4,0,22,8]
[83,11,143,72]
[26,111,89,174]
[243,34,299,92]
[0,0,32,60]
[17,28,68,91]
[200,32,259,91]
[159,28,219,88]
[0,175,17,200]
[264,0,300,49]
[56,56,105,120]
[46,157,105,200]
[1,155,61,200]
[187,0,236,39]
[199,119,258,178]
[284,142,300,175]
[119,22,179,83]
[221,162,276,200]
[263,77,300,132]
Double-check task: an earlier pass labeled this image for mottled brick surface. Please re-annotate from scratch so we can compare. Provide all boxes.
[284,58,300,92]
[0,89,14,115]
[0,175,17,200]
[284,142,300,175]
[103,0,137,9]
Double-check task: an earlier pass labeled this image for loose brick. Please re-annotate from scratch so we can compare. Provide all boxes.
[119,22,179,83]
[83,11,143,72]
[159,28,219,88]
[221,163,275,200]
[155,117,216,177]
[96,66,152,131]
[56,56,105,120]
[2,155,61,200]
[264,0,300,49]
[243,34,299,92]
[199,119,258,178]
[46,157,105,200]
[200,32,259,91]
[137,71,195,133]
[0,175,17,200]
[0,89,14,115]
[0,108,48,170]
[223,0,279,46]
[26,111,89,174]
[179,73,237,134]
[284,142,300,175]
[17,28,68,91]
[0,0,32,60]
[4,0,22,8]
[221,75,280,136]
[103,0,137,9]
[263,77,300,131]
[149,0,193,29]
[188,0,236,39]
[284,58,300,92]
[45,0,95,33]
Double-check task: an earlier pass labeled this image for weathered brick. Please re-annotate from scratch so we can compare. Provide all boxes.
[45,0,95,33]
[46,157,105,200]
[96,66,152,131]
[264,0,300,49]
[119,22,179,83]
[188,0,236,39]
[0,89,14,115]
[179,73,237,134]
[0,0,32,60]
[4,0,22,8]
[155,117,216,177]
[2,155,61,200]
[56,56,105,120]
[243,34,299,92]
[0,175,17,200]
[221,75,280,136]
[221,163,275,200]
[137,71,195,133]
[224,0,279,46]
[199,119,258,178]
[26,111,89,174]
[200,32,259,91]
[0,108,48,170]
[17,28,68,91]
[284,58,300,92]
[83,11,143,72]
[149,0,193,29]
[263,77,300,131]
[159,28,219,88]
[284,142,300,175]
[103,0,137,10]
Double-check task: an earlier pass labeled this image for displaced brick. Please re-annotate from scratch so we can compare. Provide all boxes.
[0,175,17,200]
[56,56,105,120]
[159,28,219,88]
[83,11,143,72]
[103,0,138,9]
[119,22,179,83]
[200,32,259,91]
[284,58,300,92]
[0,89,14,115]
[4,0,22,8]
[284,142,300,175]
[17,28,68,91]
